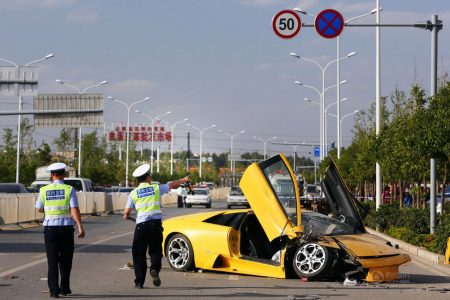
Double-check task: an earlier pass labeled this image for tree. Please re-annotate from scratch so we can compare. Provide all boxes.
[0,128,17,182]
[53,128,76,152]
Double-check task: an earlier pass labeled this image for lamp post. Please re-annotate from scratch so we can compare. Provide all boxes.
[253,136,277,160]
[336,9,379,158]
[325,97,347,154]
[107,96,151,187]
[304,96,348,156]
[170,118,189,175]
[294,7,378,158]
[0,53,54,183]
[56,79,108,177]
[291,52,355,160]
[219,129,245,185]
[135,110,171,173]
[294,78,348,160]
[283,141,299,173]
[328,109,359,149]
[187,124,216,178]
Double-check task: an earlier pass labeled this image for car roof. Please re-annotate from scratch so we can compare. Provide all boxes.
[0,183,30,193]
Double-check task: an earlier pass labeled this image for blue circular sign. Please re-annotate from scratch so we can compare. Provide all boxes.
[315,9,344,39]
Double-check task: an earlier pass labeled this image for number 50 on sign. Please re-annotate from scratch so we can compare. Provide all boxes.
[272,10,302,39]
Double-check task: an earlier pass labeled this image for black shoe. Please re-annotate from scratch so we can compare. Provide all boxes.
[50,293,59,298]
[134,283,144,289]
[150,270,161,287]
[61,289,71,296]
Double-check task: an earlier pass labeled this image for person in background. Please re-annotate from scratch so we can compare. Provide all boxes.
[382,186,392,205]
[403,188,413,207]
[124,163,189,289]
[35,163,85,298]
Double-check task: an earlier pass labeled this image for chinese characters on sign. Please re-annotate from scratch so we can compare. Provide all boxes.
[108,125,172,143]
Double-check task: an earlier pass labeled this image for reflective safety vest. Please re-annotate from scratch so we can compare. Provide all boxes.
[40,183,72,219]
[130,183,161,218]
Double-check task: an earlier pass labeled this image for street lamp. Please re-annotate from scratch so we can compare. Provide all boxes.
[284,141,299,173]
[219,129,245,184]
[253,136,277,160]
[0,53,55,183]
[324,97,348,155]
[170,118,189,175]
[187,124,216,178]
[136,110,171,173]
[328,109,360,150]
[107,96,151,187]
[56,79,108,177]
[294,7,380,158]
[294,78,348,160]
[291,52,355,160]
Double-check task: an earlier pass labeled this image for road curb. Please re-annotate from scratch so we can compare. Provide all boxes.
[366,228,450,276]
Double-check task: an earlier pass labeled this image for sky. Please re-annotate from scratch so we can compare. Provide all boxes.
[0,0,449,160]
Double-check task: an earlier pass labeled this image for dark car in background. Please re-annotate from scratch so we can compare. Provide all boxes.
[0,183,30,194]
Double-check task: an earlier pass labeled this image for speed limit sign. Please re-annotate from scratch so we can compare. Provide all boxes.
[272,10,301,39]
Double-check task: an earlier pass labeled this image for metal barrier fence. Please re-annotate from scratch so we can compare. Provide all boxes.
[0,188,230,225]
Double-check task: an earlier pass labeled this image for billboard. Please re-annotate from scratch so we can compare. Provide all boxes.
[0,66,38,96]
[33,93,103,128]
[108,124,172,143]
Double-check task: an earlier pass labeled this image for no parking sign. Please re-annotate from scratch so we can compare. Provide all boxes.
[315,9,344,39]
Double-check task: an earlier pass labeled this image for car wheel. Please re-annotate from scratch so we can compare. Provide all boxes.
[292,242,334,280]
[186,204,191,208]
[166,234,195,271]
[227,204,231,209]
[206,203,211,208]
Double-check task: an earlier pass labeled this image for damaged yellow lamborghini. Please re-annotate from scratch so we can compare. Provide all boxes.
[162,154,410,282]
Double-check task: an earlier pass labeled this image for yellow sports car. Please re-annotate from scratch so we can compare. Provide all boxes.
[162,154,410,282]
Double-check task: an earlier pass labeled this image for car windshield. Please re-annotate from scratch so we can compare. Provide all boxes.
[230,187,243,196]
[261,159,297,217]
[306,185,319,193]
[193,189,208,195]
[64,180,83,192]
[301,211,362,235]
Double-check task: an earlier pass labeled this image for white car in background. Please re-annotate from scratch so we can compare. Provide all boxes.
[226,186,249,208]
[185,187,212,208]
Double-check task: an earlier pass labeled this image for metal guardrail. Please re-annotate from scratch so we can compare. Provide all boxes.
[0,192,174,225]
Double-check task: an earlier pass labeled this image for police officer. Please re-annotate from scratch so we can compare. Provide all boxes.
[124,163,189,289]
[35,163,85,298]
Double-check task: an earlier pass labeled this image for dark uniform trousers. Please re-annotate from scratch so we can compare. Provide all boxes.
[132,220,163,285]
[44,226,75,295]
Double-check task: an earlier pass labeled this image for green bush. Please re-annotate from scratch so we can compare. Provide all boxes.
[398,208,430,234]
[385,226,435,251]
[375,202,401,231]
[385,226,409,240]
[433,213,450,254]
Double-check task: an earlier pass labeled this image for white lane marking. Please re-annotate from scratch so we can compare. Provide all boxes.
[0,231,132,277]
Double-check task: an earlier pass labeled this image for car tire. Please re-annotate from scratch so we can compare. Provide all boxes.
[292,242,334,280]
[166,234,195,271]
[206,203,211,208]
[186,204,191,208]
[227,204,231,209]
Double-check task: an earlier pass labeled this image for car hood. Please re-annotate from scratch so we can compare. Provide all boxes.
[321,160,365,233]
[331,233,402,257]
[240,154,301,242]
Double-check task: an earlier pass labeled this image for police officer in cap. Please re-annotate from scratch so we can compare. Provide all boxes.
[35,163,85,298]
[124,163,189,289]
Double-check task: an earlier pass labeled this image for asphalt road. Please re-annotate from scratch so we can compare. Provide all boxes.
[1,201,449,300]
